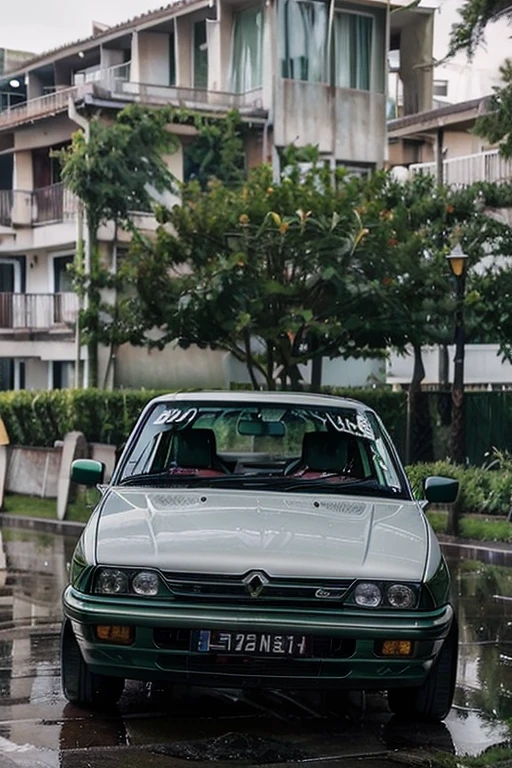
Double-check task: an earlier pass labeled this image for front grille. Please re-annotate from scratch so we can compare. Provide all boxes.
[156,653,353,678]
[161,571,353,608]
[153,628,356,659]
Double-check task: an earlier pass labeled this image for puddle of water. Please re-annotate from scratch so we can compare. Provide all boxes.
[0,526,512,764]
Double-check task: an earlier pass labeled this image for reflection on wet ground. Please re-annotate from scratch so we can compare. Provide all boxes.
[0,530,511,767]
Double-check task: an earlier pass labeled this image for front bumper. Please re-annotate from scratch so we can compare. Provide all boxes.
[63,586,454,690]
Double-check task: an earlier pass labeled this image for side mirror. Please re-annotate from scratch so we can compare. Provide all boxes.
[424,476,459,505]
[71,459,105,487]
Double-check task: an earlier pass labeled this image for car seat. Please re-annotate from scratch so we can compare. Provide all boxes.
[168,428,229,476]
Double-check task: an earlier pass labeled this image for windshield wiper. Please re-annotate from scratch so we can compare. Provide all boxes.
[281,478,406,498]
[119,471,201,487]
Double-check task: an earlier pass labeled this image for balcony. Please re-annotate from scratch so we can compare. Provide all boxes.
[0,293,78,331]
[0,184,78,228]
[32,184,79,224]
[0,64,266,132]
[410,149,512,187]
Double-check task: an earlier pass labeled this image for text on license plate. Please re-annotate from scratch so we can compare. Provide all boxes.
[194,630,310,656]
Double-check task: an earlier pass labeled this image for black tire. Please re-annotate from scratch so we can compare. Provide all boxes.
[387,616,458,721]
[60,619,125,709]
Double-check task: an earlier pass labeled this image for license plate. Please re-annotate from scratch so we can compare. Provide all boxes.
[193,630,310,657]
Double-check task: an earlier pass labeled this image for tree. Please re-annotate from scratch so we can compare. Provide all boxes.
[127,160,400,391]
[448,0,512,153]
[56,104,180,387]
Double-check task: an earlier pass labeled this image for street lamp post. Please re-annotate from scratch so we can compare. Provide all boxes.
[446,243,468,465]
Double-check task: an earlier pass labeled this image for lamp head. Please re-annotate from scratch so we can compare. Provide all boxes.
[446,243,468,277]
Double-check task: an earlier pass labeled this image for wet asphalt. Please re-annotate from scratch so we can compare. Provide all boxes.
[0,527,511,768]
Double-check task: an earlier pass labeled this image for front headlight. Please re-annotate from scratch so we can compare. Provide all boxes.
[386,583,416,609]
[354,582,382,608]
[132,571,159,596]
[95,569,129,594]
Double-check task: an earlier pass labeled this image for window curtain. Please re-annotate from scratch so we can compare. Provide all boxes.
[231,5,263,93]
[194,20,208,89]
[279,0,327,83]
[334,12,372,91]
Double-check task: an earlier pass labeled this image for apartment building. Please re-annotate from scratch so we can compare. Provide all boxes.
[0,0,435,391]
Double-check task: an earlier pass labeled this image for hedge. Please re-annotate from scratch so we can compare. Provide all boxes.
[0,386,407,450]
[406,461,512,517]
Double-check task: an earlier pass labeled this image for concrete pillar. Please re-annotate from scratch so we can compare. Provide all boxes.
[57,431,88,521]
[399,14,434,115]
[176,15,192,87]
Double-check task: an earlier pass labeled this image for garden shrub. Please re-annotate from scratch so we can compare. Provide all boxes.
[406,461,512,517]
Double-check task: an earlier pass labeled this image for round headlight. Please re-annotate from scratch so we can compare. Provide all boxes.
[354,582,382,608]
[387,584,416,609]
[95,569,128,594]
[132,571,159,596]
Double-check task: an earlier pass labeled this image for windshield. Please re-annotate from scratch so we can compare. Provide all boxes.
[116,401,408,498]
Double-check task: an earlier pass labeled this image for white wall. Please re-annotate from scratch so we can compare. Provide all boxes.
[387,344,512,385]
[432,0,511,102]
[136,31,171,86]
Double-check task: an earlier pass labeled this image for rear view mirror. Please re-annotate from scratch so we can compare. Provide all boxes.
[424,476,459,505]
[237,419,285,437]
[71,459,105,487]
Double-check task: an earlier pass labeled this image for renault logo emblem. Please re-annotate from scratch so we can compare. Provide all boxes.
[243,571,269,598]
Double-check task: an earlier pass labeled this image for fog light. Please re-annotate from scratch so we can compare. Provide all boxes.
[96,625,134,644]
[378,640,413,657]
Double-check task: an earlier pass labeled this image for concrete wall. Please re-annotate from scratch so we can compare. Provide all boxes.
[387,344,512,386]
[14,116,75,152]
[136,32,171,86]
[175,14,192,87]
[274,80,386,165]
[6,446,61,498]
[114,342,226,389]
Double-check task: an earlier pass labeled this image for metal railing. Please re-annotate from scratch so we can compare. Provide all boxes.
[410,149,512,187]
[32,183,79,224]
[74,61,131,89]
[0,293,79,330]
[0,85,90,129]
[0,190,13,227]
[112,79,264,110]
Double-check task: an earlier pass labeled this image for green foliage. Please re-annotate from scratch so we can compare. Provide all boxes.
[448,0,512,57]
[406,461,512,516]
[183,110,246,187]
[0,389,169,447]
[56,103,180,233]
[474,59,512,158]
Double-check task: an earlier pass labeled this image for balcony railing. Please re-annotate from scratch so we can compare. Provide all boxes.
[0,293,79,331]
[32,184,79,224]
[0,61,266,130]
[0,185,79,227]
[0,85,91,130]
[0,190,12,227]
[410,149,512,187]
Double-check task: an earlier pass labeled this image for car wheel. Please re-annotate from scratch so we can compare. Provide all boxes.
[387,616,458,721]
[60,619,125,708]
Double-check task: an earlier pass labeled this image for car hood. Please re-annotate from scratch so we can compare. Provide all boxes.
[95,487,429,581]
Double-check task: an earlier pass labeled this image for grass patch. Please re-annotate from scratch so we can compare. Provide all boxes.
[2,489,99,524]
[427,510,512,543]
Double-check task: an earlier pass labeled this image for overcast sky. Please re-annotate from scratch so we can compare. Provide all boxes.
[2,1,165,54]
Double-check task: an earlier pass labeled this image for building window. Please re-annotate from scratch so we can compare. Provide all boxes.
[52,361,74,389]
[279,0,327,83]
[194,20,208,89]
[231,5,263,93]
[334,12,373,91]
[170,28,176,86]
[53,255,74,293]
[433,79,448,97]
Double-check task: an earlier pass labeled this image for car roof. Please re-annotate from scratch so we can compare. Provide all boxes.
[147,390,375,413]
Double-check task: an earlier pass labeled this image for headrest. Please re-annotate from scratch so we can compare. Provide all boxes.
[174,428,218,469]
[302,432,349,473]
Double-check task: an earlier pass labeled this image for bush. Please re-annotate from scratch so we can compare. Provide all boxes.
[0,389,169,447]
[0,385,407,452]
[406,461,512,517]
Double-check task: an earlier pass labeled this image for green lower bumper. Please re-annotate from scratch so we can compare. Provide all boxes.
[63,586,454,690]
